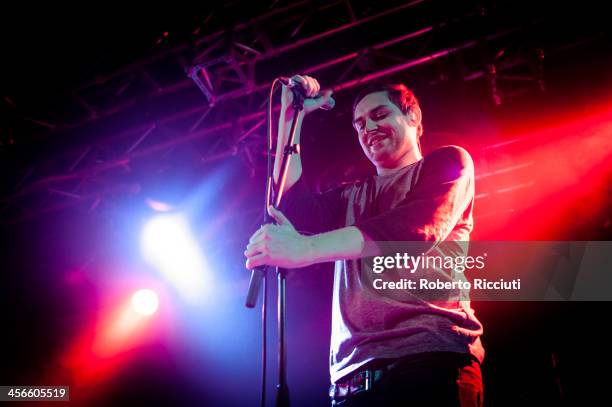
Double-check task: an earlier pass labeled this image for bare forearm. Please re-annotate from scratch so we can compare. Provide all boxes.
[273,75,332,191]
[307,226,365,264]
[273,107,304,189]
[244,208,366,270]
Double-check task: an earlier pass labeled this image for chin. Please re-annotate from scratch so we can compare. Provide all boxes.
[371,158,391,169]
[370,151,392,165]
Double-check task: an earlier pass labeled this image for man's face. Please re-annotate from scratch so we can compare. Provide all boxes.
[353,91,419,171]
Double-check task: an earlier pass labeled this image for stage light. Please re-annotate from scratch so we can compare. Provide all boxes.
[64,287,164,389]
[141,214,209,303]
[131,289,159,316]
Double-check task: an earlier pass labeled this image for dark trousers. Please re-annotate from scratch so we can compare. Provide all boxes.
[331,352,483,407]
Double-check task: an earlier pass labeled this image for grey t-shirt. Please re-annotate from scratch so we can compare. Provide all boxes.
[281,145,485,383]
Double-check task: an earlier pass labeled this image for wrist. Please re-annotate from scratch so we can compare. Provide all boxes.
[281,104,305,121]
[304,234,319,265]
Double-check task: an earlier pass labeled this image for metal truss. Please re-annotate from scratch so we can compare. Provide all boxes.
[1,0,594,223]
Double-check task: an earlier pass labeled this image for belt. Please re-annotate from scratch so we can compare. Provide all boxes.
[329,363,388,400]
[330,352,478,402]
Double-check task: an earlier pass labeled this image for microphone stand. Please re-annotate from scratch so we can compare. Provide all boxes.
[272,88,305,407]
[246,83,304,407]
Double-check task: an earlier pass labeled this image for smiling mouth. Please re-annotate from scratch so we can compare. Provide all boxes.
[368,134,387,147]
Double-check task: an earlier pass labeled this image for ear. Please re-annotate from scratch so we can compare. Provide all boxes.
[408,105,422,128]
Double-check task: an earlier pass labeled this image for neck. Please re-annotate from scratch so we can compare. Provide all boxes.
[376,148,422,176]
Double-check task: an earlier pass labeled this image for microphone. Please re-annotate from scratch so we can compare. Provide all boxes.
[245,266,265,308]
[278,76,335,110]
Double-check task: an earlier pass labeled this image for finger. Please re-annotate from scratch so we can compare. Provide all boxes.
[246,253,269,269]
[306,76,319,97]
[249,223,273,244]
[292,75,308,88]
[313,78,320,96]
[248,227,264,244]
[267,205,292,227]
[314,89,334,108]
[244,241,267,257]
[300,76,312,97]
[302,76,313,97]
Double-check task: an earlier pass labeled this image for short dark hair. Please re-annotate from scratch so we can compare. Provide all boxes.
[352,82,423,139]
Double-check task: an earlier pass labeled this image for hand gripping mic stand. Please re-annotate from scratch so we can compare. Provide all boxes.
[245,82,305,407]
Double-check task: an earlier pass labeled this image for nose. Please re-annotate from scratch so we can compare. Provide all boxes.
[364,117,378,133]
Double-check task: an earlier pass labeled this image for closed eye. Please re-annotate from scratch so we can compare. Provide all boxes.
[353,106,390,131]
[373,113,387,121]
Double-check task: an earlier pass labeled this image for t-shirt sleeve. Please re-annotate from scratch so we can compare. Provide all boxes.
[278,177,343,234]
[355,146,474,245]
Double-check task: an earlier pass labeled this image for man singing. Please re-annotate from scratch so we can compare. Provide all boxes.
[244,75,484,406]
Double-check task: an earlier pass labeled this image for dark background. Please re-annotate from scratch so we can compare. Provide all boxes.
[1,1,611,406]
